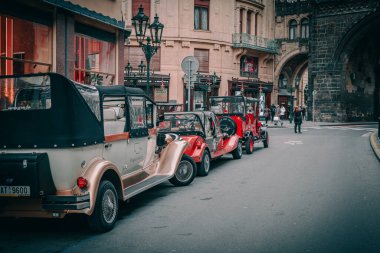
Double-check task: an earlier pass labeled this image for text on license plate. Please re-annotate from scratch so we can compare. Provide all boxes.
[0,186,31,196]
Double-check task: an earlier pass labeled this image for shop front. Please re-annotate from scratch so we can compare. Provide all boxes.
[125,73,170,102]
[183,73,220,111]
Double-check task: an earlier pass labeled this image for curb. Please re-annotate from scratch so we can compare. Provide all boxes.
[369,132,380,162]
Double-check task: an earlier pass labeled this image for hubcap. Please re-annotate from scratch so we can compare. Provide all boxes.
[238,142,243,156]
[102,189,117,224]
[176,160,193,182]
[204,153,210,173]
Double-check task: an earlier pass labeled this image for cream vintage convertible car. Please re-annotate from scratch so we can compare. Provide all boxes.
[0,73,196,232]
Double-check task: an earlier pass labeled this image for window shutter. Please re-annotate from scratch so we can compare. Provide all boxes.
[194,0,210,8]
[194,49,209,73]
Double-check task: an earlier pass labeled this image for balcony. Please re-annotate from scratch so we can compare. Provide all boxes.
[232,33,279,54]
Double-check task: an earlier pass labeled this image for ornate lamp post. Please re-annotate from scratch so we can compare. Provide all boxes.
[138,60,146,76]
[132,5,164,98]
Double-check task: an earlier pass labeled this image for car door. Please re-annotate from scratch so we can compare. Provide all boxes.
[126,96,148,173]
[204,113,219,153]
[102,96,129,175]
[211,113,224,150]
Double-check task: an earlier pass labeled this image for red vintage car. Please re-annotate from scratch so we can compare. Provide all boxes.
[159,111,242,176]
[209,95,269,154]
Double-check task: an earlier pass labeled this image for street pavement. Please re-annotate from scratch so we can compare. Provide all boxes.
[265,119,380,161]
[1,123,379,253]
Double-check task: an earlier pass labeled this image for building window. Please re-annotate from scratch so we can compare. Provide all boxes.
[247,11,252,34]
[0,15,52,75]
[194,0,209,30]
[240,55,258,78]
[74,25,116,86]
[289,19,297,40]
[194,49,209,73]
[301,18,309,39]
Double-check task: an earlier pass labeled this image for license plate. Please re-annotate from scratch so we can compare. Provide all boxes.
[0,186,31,197]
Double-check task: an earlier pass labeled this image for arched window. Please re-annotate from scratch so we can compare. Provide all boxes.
[301,18,309,39]
[289,20,297,40]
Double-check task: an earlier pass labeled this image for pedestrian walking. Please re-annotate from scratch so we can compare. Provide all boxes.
[301,106,306,120]
[264,106,270,124]
[270,104,276,122]
[294,106,302,133]
[280,104,286,126]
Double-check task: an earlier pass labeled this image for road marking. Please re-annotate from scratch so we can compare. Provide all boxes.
[284,140,303,145]
[361,132,372,138]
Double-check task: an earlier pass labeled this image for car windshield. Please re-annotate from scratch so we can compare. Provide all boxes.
[209,97,245,114]
[160,114,203,133]
[0,75,51,111]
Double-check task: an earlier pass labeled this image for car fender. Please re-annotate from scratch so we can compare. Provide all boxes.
[191,142,208,163]
[156,139,189,176]
[72,157,122,216]
[224,135,240,152]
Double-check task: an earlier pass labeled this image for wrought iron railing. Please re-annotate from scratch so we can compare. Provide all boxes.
[232,33,278,54]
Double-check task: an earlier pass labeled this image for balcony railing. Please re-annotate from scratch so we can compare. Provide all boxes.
[232,33,278,54]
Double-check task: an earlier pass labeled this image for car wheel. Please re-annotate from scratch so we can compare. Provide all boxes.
[232,140,243,159]
[169,154,196,186]
[87,180,119,233]
[245,136,254,154]
[263,132,269,148]
[197,149,211,177]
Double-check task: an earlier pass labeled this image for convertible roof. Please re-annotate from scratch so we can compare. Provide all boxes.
[96,85,145,97]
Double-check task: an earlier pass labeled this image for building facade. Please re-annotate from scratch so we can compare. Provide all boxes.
[0,0,127,87]
[123,0,277,111]
[274,0,311,118]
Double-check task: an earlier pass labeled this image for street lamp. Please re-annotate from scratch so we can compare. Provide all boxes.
[295,75,300,90]
[138,60,146,76]
[132,5,164,98]
[125,61,134,86]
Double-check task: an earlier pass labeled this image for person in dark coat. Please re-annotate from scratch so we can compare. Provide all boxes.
[294,106,303,133]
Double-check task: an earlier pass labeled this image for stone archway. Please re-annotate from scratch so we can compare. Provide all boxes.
[332,10,380,121]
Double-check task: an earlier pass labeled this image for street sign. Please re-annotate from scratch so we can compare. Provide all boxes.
[183,74,197,83]
[182,56,199,111]
[181,56,199,75]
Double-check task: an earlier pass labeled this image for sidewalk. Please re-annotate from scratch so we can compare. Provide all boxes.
[264,119,380,162]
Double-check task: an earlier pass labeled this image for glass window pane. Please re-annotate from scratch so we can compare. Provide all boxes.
[194,7,200,30]
[0,75,51,111]
[74,34,116,85]
[201,8,208,30]
[0,15,52,75]
[129,96,146,129]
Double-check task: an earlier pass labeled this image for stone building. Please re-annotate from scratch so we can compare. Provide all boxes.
[123,0,277,111]
[0,0,128,86]
[309,0,380,122]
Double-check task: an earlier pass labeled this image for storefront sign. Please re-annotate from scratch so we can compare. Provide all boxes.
[154,87,168,102]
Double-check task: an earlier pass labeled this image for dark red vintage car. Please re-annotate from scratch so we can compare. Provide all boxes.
[159,111,242,176]
[209,95,269,154]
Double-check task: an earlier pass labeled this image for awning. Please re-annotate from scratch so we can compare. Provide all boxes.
[42,0,125,30]
[278,88,292,96]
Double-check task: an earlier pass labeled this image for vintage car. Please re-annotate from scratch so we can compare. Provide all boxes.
[159,111,242,176]
[0,73,196,232]
[209,95,269,154]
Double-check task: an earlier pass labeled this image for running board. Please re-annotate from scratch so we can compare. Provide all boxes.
[123,175,172,200]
